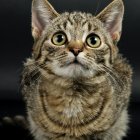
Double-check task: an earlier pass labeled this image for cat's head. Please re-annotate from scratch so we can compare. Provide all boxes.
[31,0,124,78]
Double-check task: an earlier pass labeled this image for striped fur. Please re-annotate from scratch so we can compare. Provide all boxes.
[21,0,132,140]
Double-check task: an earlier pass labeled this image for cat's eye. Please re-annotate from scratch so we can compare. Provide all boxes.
[52,32,67,46]
[86,34,101,48]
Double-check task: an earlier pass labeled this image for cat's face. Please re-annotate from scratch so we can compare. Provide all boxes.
[37,13,112,78]
[31,0,124,78]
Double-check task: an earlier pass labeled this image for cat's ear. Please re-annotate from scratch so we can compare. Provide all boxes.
[32,0,59,40]
[96,0,124,44]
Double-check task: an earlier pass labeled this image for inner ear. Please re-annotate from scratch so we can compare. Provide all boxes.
[32,0,59,40]
[96,0,124,43]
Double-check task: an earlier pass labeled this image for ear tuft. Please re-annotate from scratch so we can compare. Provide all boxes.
[32,0,59,40]
[96,0,124,43]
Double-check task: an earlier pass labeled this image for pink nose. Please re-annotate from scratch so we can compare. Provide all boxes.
[69,48,83,56]
[68,40,84,56]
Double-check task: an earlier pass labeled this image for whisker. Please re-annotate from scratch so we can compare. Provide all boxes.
[20,62,46,88]
[54,54,68,60]
[85,55,123,91]
[99,65,123,92]
[102,65,125,87]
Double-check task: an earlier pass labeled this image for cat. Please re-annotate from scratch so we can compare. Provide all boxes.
[21,0,133,140]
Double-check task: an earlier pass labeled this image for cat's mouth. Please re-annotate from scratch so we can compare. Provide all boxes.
[66,57,89,69]
[52,57,95,78]
[73,58,80,64]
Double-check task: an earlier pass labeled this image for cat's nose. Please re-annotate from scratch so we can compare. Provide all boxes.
[69,48,83,56]
[68,40,84,56]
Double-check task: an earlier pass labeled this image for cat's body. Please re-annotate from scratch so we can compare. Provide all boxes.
[21,0,132,140]
[23,56,131,140]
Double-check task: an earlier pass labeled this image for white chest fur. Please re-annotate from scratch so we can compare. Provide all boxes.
[63,99,83,118]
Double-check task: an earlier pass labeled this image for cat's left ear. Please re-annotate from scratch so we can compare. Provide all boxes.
[96,0,124,44]
[32,0,59,40]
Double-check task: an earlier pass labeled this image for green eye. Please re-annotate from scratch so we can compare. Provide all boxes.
[52,32,67,46]
[86,34,101,48]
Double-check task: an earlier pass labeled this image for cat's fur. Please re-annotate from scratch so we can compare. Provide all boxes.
[21,0,132,139]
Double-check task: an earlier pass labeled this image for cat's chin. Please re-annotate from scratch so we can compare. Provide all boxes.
[52,63,96,78]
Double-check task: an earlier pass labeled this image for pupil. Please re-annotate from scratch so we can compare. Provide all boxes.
[90,37,97,45]
[57,35,64,43]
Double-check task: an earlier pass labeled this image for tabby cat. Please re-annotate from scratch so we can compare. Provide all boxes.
[21,0,132,139]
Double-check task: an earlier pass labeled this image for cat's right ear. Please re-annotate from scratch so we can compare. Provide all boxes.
[32,0,59,40]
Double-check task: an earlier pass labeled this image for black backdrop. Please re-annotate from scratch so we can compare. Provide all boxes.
[0,0,140,139]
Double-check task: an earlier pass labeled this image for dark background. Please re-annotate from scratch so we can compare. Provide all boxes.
[0,0,139,139]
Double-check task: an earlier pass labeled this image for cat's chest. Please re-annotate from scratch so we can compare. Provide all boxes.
[39,78,106,126]
[44,87,104,124]
[62,97,83,118]
[32,79,114,137]
[46,92,85,118]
